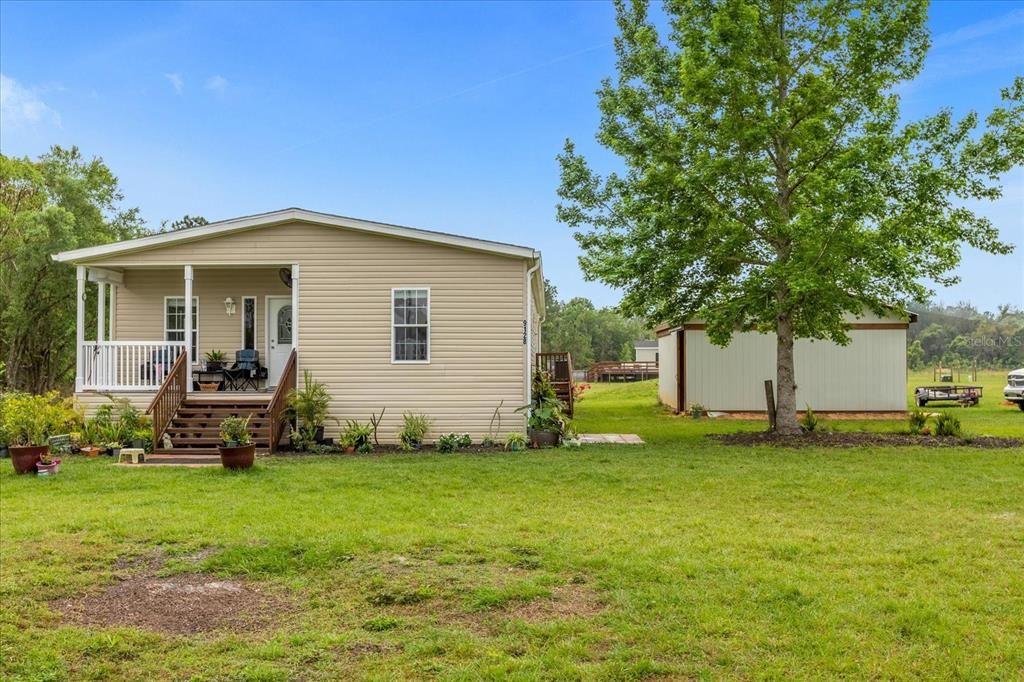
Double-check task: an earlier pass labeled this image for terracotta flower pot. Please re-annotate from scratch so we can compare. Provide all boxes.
[80,446,101,457]
[218,443,255,470]
[527,429,560,448]
[10,445,47,475]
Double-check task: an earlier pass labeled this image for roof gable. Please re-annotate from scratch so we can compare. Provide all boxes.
[53,208,538,263]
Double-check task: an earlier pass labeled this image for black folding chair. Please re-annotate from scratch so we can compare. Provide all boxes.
[225,349,263,391]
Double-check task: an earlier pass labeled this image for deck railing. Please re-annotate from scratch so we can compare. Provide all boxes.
[536,351,575,416]
[79,340,186,391]
[587,361,658,382]
[266,349,297,454]
[147,351,189,448]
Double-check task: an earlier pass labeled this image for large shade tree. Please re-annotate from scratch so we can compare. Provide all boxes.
[557,0,1022,433]
[0,147,145,392]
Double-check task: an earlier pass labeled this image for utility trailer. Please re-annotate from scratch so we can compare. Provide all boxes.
[914,385,983,407]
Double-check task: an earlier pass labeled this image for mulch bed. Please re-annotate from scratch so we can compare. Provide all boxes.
[710,432,1023,449]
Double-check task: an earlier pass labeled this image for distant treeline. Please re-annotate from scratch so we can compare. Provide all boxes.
[908,303,1024,370]
[541,280,652,369]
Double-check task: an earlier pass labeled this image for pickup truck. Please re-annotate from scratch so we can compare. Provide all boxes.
[1005,368,1024,411]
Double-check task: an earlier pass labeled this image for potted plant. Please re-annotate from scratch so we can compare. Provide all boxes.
[505,432,527,451]
[218,415,255,469]
[36,450,61,476]
[204,349,227,371]
[285,370,336,447]
[0,391,69,474]
[517,371,569,448]
[340,420,373,454]
[398,413,431,450]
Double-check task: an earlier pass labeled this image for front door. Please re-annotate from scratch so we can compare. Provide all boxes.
[266,296,293,386]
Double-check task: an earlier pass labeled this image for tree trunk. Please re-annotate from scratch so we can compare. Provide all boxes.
[775,314,800,435]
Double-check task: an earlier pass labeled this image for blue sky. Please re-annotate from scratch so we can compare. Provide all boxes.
[2,0,1022,312]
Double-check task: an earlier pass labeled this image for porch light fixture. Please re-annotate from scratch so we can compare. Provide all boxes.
[224,297,236,316]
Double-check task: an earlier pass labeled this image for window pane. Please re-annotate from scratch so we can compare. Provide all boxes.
[392,289,428,361]
[243,298,255,350]
[277,305,293,344]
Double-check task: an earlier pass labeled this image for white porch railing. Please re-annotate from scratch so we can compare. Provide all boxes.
[79,341,186,391]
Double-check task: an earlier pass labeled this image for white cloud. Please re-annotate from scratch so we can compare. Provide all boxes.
[932,8,1024,49]
[164,72,184,95]
[0,73,61,128]
[205,74,228,97]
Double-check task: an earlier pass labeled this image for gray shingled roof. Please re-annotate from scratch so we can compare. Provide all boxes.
[634,340,658,348]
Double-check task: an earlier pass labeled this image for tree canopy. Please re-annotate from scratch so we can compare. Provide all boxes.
[0,146,146,392]
[558,0,1022,432]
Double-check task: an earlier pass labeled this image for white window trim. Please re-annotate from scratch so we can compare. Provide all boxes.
[163,295,199,362]
[391,287,430,364]
[240,295,257,351]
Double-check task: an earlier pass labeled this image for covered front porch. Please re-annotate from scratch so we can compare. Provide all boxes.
[74,263,300,395]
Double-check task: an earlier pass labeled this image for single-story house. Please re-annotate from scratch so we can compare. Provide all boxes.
[633,340,658,363]
[656,310,916,413]
[53,208,544,452]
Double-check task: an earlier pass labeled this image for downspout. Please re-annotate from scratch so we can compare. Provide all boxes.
[525,257,542,411]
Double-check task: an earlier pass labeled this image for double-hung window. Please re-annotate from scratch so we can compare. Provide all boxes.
[164,296,198,360]
[392,288,429,363]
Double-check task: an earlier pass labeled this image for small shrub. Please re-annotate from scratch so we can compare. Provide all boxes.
[457,433,472,448]
[398,413,431,450]
[436,433,465,453]
[933,413,962,438]
[908,409,929,435]
[505,432,527,451]
[285,370,336,443]
[340,420,373,453]
[687,402,706,418]
[0,391,75,446]
[220,415,253,445]
[799,406,820,432]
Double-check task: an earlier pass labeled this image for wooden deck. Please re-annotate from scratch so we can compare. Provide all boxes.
[588,361,658,382]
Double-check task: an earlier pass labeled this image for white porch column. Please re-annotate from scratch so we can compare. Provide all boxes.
[184,265,194,393]
[96,281,106,342]
[109,284,117,340]
[75,266,86,392]
[291,263,300,352]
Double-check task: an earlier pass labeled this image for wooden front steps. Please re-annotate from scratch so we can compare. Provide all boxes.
[156,395,274,456]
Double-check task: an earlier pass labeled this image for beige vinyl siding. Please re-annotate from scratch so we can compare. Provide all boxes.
[657,332,678,410]
[113,268,290,360]
[684,327,908,411]
[80,222,531,440]
[75,391,153,416]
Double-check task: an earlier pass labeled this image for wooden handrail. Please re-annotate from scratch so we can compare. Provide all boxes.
[266,349,297,454]
[147,350,188,447]
[535,351,575,416]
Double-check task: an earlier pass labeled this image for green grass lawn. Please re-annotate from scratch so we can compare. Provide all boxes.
[1,376,1022,680]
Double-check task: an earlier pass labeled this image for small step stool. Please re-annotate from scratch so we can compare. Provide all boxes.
[117,448,146,464]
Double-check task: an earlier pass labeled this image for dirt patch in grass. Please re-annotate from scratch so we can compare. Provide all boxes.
[53,546,291,636]
[504,583,605,622]
[345,641,402,656]
[710,431,1022,448]
[52,573,290,635]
